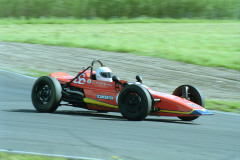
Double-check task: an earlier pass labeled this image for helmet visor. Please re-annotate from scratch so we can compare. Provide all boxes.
[100,72,112,78]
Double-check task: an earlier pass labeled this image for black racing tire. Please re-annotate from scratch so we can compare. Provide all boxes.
[32,76,62,112]
[97,110,108,113]
[173,84,205,121]
[177,116,198,121]
[118,84,151,121]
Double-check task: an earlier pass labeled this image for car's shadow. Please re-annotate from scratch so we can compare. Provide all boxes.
[5,109,199,125]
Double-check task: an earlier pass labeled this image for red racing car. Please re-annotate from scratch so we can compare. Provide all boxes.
[31,59,213,121]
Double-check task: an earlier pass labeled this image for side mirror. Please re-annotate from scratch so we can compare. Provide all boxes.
[136,75,142,83]
[112,75,120,83]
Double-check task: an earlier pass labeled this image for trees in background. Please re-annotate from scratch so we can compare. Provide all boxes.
[0,0,239,19]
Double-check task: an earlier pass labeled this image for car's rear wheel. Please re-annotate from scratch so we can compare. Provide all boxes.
[32,76,62,112]
[173,84,205,121]
[118,85,151,121]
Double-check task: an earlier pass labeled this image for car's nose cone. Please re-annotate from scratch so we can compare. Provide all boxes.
[191,109,213,115]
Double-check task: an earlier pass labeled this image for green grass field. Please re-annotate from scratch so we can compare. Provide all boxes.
[0,151,121,160]
[0,152,66,160]
[206,100,240,113]
[0,19,239,70]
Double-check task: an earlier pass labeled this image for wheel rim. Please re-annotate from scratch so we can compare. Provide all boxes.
[178,89,198,104]
[36,83,52,105]
[188,94,196,103]
[123,93,142,113]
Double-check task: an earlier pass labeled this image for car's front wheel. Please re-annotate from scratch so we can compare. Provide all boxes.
[173,84,205,121]
[118,85,151,121]
[32,76,62,112]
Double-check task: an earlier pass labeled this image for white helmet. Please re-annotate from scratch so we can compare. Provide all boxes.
[96,67,113,82]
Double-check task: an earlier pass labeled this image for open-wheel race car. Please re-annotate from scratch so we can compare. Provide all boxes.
[32,59,213,121]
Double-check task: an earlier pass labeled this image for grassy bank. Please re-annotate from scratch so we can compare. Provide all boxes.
[0,152,66,160]
[0,19,239,70]
[0,151,121,160]
[206,100,240,113]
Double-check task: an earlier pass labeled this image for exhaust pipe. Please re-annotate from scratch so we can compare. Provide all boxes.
[64,89,84,97]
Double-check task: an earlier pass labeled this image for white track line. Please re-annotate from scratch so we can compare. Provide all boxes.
[0,149,105,160]
[0,69,37,79]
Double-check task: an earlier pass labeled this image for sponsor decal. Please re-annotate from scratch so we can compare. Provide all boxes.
[96,94,114,100]
[73,73,86,84]
[87,79,91,84]
[103,83,112,87]
[188,103,200,108]
[95,81,112,87]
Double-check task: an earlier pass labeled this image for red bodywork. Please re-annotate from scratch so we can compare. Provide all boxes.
[50,71,212,117]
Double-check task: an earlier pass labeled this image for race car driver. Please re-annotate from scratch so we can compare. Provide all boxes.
[96,67,113,82]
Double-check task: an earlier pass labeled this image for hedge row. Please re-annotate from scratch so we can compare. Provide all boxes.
[0,0,239,19]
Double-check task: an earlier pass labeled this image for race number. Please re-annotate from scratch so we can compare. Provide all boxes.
[73,73,86,84]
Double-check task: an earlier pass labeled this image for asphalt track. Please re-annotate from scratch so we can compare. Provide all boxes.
[0,70,239,160]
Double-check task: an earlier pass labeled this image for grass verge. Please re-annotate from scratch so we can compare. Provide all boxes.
[206,100,240,113]
[26,69,50,77]
[0,151,121,160]
[0,152,67,160]
[0,19,239,70]
[0,67,50,78]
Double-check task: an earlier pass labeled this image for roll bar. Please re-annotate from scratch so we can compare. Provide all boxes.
[64,59,104,88]
[90,59,104,79]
